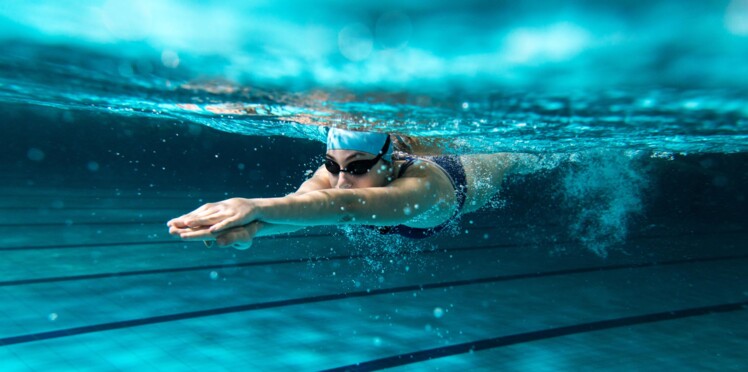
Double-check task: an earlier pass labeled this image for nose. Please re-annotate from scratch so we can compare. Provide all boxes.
[336,172,353,189]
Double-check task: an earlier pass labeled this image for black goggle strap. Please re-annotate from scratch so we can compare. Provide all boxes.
[366,135,391,166]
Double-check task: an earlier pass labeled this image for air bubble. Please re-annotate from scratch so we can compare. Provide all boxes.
[433,307,444,318]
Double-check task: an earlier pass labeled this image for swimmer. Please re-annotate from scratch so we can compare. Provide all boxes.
[167,128,524,249]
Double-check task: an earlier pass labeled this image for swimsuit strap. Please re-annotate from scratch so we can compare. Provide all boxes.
[423,155,468,213]
[375,155,468,239]
[396,156,418,178]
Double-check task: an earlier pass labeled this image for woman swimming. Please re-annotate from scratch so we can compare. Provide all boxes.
[167,128,519,249]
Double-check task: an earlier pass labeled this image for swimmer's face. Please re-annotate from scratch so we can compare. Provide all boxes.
[325,150,393,189]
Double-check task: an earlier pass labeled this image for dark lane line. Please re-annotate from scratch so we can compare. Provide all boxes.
[0,208,512,230]
[0,207,190,211]
[0,241,535,287]
[323,300,748,372]
[0,219,517,228]
[0,194,228,200]
[0,221,173,227]
[0,240,183,251]
[0,232,333,251]
[0,254,354,287]
[0,209,502,224]
[2,229,747,285]
[1,254,746,347]
[1,227,745,251]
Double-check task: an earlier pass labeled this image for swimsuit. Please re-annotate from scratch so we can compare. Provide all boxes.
[375,155,468,239]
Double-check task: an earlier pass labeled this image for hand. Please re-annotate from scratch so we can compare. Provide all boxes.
[168,223,212,240]
[168,221,263,251]
[167,198,261,235]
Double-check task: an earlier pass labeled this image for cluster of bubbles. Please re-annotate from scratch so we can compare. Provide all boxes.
[562,150,648,257]
[337,224,438,275]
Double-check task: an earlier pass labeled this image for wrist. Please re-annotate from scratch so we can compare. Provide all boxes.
[249,198,273,221]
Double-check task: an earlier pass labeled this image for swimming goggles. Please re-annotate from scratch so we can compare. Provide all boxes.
[324,136,391,176]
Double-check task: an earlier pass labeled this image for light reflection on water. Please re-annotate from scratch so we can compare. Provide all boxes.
[0,1,746,154]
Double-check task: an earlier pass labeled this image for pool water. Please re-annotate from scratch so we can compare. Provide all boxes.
[1,0,747,370]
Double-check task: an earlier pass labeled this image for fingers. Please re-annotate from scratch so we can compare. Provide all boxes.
[167,199,260,251]
[172,223,260,251]
[208,217,242,234]
[168,212,225,232]
[169,223,215,240]
[182,211,229,228]
[169,223,204,234]
[166,204,220,228]
[177,228,216,240]
[167,216,196,228]
[167,198,256,233]
[169,217,248,240]
[169,225,194,236]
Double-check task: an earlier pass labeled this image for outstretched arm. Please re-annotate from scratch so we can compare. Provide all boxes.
[230,165,333,235]
[242,176,453,228]
[168,165,331,246]
[174,162,457,240]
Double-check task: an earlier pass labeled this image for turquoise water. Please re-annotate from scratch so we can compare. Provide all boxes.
[1,1,747,370]
[1,0,747,154]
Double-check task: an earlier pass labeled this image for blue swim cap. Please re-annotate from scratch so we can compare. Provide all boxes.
[326,128,392,162]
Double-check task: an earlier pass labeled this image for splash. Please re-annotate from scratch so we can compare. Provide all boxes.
[562,150,648,256]
[333,220,467,277]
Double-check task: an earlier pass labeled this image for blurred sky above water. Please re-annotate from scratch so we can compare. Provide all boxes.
[1,0,747,90]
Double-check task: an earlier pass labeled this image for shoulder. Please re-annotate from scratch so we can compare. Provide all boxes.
[394,157,454,191]
[396,157,431,177]
[386,156,459,228]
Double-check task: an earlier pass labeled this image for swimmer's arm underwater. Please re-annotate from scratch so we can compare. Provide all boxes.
[253,185,444,227]
[168,166,332,246]
[245,162,457,229]
[217,166,333,237]
[169,163,456,244]
[184,174,456,236]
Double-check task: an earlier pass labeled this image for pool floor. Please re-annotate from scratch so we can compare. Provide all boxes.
[1,186,747,371]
